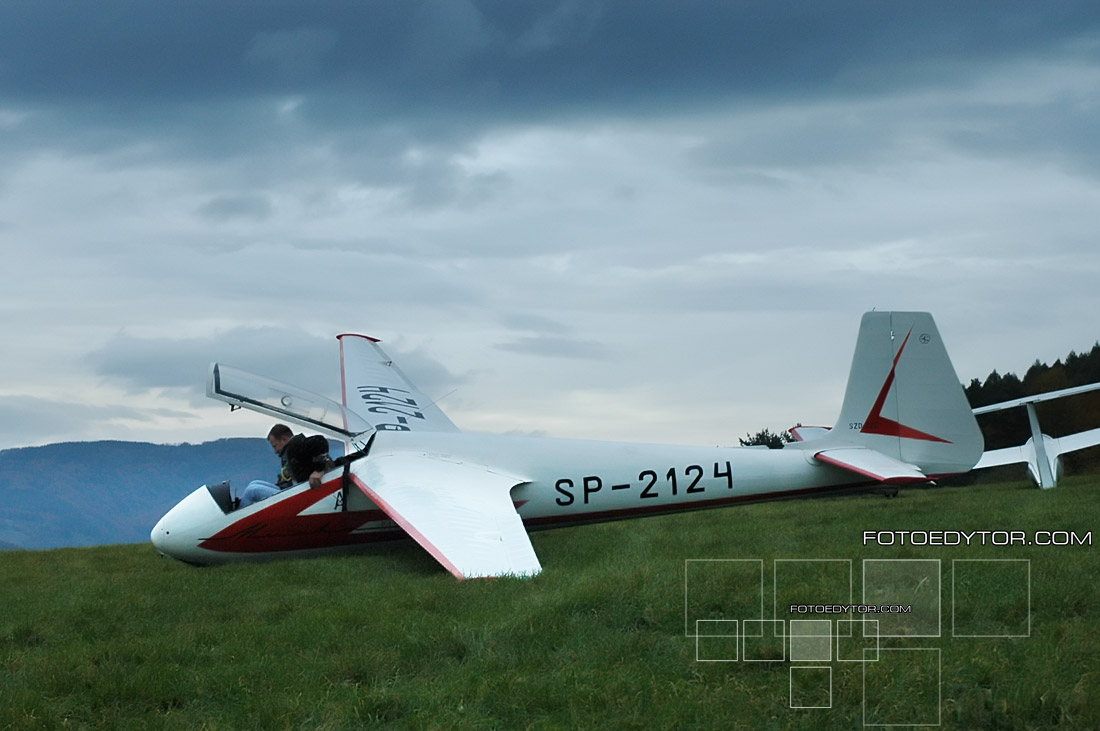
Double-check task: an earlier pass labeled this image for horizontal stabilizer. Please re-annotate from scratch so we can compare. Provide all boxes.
[349,454,540,579]
[789,426,831,442]
[814,447,928,485]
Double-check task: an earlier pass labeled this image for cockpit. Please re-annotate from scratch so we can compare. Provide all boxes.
[206,480,237,514]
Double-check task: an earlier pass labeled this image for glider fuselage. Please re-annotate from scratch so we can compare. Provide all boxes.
[151,430,871,565]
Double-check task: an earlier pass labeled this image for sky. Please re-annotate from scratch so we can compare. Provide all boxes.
[1,1,1099,449]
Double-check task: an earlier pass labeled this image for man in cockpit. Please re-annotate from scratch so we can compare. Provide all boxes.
[239,423,334,507]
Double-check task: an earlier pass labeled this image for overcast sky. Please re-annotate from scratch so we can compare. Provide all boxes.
[2,1,1099,449]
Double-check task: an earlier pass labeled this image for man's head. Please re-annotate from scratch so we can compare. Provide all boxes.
[267,423,294,455]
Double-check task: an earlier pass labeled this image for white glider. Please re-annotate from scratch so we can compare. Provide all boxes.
[153,312,997,578]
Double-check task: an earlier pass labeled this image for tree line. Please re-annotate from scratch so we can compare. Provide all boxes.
[965,342,1100,473]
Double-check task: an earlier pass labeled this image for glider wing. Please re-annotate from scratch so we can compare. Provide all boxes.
[971,381,1100,415]
[338,334,460,433]
[349,454,540,579]
[974,429,1100,471]
[1051,426,1100,455]
[973,444,1028,470]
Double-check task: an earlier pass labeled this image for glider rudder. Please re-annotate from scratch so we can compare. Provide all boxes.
[814,311,984,478]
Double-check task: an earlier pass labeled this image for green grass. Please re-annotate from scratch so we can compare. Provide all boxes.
[2,476,1098,730]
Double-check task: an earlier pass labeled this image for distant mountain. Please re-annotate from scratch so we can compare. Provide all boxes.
[0,438,341,550]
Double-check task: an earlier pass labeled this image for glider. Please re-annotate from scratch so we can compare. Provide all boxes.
[150,311,1095,578]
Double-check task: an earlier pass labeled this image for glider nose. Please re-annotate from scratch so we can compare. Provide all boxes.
[150,513,175,557]
[150,504,204,564]
[150,484,232,564]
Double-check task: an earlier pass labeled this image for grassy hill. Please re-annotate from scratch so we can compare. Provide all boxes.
[2,477,1097,730]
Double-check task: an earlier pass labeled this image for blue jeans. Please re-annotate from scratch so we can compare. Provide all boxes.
[240,480,281,507]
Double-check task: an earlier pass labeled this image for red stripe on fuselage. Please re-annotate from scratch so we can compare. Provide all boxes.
[199,478,391,553]
[198,471,958,557]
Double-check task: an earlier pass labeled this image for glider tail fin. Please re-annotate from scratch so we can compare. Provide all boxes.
[820,311,984,478]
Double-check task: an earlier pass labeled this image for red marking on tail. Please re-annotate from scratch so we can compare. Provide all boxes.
[861,328,951,443]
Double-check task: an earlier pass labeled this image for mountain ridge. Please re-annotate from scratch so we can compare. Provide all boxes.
[0,438,342,550]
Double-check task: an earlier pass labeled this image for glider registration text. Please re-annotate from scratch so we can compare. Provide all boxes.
[554,462,734,506]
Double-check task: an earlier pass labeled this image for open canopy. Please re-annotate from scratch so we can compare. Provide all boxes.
[207,363,374,442]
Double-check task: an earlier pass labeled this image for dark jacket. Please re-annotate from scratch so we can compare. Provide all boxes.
[276,434,331,487]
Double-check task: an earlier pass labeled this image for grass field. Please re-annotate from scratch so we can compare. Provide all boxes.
[2,476,1098,730]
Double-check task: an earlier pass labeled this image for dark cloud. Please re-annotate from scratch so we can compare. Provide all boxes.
[197,194,273,221]
[688,109,901,174]
[331,149,512,210]
[500,313,570,333]
[84,327,339,402]
[3,2,1096,150]
[384,348,473,400]
[495,335,610,359]
[84,326,470,407]
[1,0,1094,221]
[493,315,609,360]
[0,396,155,448]
[944,95,1100,177]
[244,27,339,80]
[512,0,603,53]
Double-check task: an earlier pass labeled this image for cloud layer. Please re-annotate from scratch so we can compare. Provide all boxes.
[2,1,1099,448]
